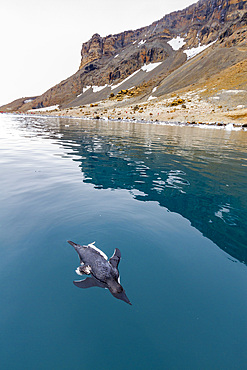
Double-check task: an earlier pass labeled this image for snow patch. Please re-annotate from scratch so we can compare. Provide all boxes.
[148,95,157,101]
[168,36,186,50]
[138,40,146,46]
[111,62,162,91]
[152,87,157,93]
[92,84,108,93]
[28,105,59,112]
[224,90,246,94]
[111,70,140,90]
[184,40,217,60]
[141,62,162,72]
[83,86,91,93]
[24,99,34,104]
[77,85,91,97]
[114,54,119,58]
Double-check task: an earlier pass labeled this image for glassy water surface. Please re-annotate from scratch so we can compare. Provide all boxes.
[0,114,247,369]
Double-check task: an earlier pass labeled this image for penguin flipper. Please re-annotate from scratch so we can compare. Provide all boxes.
[73,277,106,289]
[109,248,121,268]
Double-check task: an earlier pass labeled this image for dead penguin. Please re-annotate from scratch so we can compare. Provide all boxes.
[68,240,131,305]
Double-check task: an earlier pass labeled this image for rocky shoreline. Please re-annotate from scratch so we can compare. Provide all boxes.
[20,88,247,130]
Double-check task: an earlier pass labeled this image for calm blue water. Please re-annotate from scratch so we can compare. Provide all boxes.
[0,114,247,369]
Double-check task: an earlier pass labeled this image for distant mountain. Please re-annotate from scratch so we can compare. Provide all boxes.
[2,0,247,112]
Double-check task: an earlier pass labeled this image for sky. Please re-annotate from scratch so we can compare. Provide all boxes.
[0,0,196,106]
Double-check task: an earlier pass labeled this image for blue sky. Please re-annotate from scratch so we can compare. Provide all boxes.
[0,0,196,106]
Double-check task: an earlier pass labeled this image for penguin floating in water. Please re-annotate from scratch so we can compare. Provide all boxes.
[68,241,131,305]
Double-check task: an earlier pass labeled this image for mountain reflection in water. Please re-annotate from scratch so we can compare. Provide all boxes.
[20,116,247,265]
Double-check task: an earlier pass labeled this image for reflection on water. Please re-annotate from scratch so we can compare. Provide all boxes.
[16,114,247,264]
[1,114,247,369]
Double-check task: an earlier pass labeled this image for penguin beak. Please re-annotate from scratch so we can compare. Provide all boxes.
[112,290,132,305]
[67,240,79,248]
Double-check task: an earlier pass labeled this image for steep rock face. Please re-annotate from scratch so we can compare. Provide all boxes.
[79,33,104,70]
[79,31,140,70]
[155,0,247,47]
[2,0,247,112]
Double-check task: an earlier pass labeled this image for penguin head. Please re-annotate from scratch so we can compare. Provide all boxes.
[107,279,123,294]
[107,280,132,305]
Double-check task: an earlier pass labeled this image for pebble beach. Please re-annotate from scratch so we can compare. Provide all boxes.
[26,88,247,128]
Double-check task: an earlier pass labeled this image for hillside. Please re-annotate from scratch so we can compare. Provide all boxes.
[1,0,247,119]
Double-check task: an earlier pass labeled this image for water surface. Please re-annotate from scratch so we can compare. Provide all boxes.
[0,114,247,369]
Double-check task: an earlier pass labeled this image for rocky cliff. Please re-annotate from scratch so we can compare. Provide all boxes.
[1,0,247,112]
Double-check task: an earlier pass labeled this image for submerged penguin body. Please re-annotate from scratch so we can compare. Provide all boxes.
[68,241,131,305]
